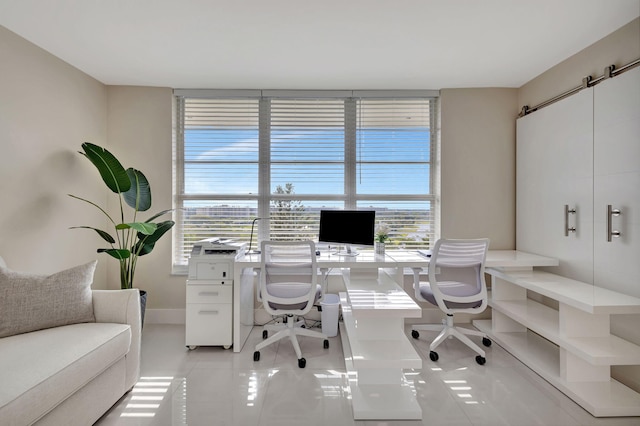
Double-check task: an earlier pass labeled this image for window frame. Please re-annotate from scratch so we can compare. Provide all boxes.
[173,89,439,273]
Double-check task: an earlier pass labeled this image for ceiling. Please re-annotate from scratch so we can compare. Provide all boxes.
[1,0,638,90]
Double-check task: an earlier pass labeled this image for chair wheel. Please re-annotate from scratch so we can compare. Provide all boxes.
[298,358,306,368]
[482,337,492,347]
[476,355,486,365]
[411,330,420,339]
[253,351,260,361]
[429,351,439,362]
[324,339,329,349]
[262,330,268,339]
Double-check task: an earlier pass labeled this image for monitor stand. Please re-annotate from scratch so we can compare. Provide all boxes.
[332,244,360,257]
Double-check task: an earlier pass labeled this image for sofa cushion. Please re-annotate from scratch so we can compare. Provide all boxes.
[0,261,97,338]
[0,322,131,425]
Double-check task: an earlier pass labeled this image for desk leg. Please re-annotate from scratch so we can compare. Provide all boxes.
[339,322,421,420]
[338,291,422,420]
[233,266,255,353]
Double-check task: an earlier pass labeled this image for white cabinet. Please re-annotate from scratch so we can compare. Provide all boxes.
[185,260,233,349]
[517,65,640,295]
[593,67,640,297]
[516,89,594,283]
[514,65,640,416]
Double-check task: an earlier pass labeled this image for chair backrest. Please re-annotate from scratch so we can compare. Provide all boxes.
[259,240,319,316]
[427,238,490,314]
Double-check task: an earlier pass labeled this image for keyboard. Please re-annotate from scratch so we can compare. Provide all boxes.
[417,249,432,258]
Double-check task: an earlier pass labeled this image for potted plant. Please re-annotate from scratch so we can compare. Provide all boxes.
[375,223,390,255]
[69,142,174,325]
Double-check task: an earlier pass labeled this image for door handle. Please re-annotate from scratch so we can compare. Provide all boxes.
[564,205,576,236]
[607,205,621,242]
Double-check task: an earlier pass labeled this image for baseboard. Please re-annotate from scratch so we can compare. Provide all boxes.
[145,309,186,324]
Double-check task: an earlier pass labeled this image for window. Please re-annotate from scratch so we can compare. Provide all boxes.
[173,90,438,269]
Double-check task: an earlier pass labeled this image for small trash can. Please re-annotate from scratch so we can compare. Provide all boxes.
[320,293,340,337]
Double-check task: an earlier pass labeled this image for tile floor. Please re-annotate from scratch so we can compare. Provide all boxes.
[96,323,639,426]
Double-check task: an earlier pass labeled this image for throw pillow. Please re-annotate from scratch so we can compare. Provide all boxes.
[0,260,97,338]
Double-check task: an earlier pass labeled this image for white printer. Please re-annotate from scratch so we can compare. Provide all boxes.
[187,238,246,280]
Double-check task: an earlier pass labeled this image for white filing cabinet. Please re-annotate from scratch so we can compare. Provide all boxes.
[186,238,245,350]
[185,278,233,349]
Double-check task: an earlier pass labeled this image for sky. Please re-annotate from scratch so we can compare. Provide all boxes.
[183,127,431,198]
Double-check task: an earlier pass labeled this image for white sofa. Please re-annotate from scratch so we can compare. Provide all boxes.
[0,257,141,426]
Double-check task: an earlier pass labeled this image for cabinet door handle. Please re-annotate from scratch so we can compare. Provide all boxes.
[199,291,219,296]
[607,205,621,242]
[198,310,219,315]
[564,205,576,236]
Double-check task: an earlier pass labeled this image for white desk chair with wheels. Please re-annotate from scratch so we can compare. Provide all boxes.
[410,238,492,365]
[253,240,329,368]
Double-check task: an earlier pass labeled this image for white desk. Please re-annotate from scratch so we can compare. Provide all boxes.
[232,250,401,354]
[232,249,558,420]
[338,267,423,419]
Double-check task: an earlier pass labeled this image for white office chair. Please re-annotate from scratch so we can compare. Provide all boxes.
[410,238,492,365]
[253,240,329,368]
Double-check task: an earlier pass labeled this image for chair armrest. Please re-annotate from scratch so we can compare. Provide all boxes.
[92,289,141,390]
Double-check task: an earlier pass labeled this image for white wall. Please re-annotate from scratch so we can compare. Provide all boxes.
[440,88,518,249]
[106,86,180,307]
[519,18,639,110]
[0,26,109,287]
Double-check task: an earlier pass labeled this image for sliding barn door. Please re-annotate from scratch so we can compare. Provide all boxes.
[593,66,640,298]
[516,89,594,283]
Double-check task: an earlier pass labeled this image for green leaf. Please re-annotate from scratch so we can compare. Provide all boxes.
[80,143,131,194]
[116,222,157,235]
[135,220,175,256]
[123,168,151,212]
[70,226,116,244]
[97,248,131,260]
[145,209,173,223]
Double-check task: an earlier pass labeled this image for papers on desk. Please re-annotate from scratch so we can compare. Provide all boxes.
[417,249,432,258]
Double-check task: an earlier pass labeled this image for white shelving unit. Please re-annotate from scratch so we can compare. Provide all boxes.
[474,268,640,417]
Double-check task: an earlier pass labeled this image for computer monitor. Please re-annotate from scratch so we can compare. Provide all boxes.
[318,210,375,256]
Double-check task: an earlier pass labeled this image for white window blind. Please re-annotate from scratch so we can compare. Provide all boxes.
[175,98,260,263]
[356,99,431,195]
[355,99,433,249]
[174,91,437,269]
[269,99,345,195]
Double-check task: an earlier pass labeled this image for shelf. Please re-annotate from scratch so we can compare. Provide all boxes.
[564,336,640,365]
[474,320,560,377]
[489,298,640,365]
[474,320,640,417]
[490,298,560,343]
[487,269,640,315]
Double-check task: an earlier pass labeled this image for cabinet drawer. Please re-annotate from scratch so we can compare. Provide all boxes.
[185,303,232,346]
[186,284,232,303]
